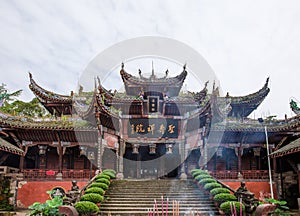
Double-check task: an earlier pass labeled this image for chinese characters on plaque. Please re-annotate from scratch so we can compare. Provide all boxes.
[128,118,178,138]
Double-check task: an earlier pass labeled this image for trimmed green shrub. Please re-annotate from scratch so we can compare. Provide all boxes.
[198,178,216,186]
[95,178,110,185]
[214,193,237,204]
[74,201,99,216]
[80,193,104,203]
[103,169,116,175]
[88,182,109,190]
[194,174,211,181]
[210,188,231,196]
[191,169,209,178]
[95,173,110,180]
[204,182,222,191]
[84,187,105,195]
[102,170,116,179]
[220,201,245,215]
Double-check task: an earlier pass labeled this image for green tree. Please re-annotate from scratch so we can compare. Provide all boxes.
[0,83,49,117]
[0,98,50,117]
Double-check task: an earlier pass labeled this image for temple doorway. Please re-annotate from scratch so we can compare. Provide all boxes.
[123,144,179,179]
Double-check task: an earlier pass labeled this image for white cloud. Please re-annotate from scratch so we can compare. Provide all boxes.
[0,0,300,118]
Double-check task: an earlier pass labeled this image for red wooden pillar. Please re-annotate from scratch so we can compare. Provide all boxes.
[19,146,25,170]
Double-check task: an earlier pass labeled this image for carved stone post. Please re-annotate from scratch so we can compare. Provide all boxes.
[116,139,125,179]
[97,127,103,171]
[179,141,187,180]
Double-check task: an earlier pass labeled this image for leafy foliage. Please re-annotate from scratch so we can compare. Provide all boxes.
[28,190,63,216]
[194,173,211,181]
[88,182,109,190]
[210,188,231,196]
[204,182,222,191]
[74,201,99,216]
[95,173,110,180]
[220,201,245,214]
[0,176,13,211]
[84,187,105,195]
[80,193,103,203]
[0,97,50,117]
[214,193,237,204]
[95,178,110,185]
[198,178,216,186]
[264,198,290,215]
[102,170,116,179]
[191,169,209,178]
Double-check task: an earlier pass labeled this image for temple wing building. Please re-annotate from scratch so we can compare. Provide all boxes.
[1,64,300,206]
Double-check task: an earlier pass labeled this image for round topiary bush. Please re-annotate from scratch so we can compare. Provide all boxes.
[204,182,222,191]
[88,182,109,190]
[194,174,211,181]
[210,188,231,196]
[80,193,104,203]
[103,169,116,175]
[74,201,99,216]
[198,178,216,186]
[191,169,209,178]
[214,193,237,204]
[95,178,110,185]
[102,170,116,179]
[84,187,105,195]
[95,173,110,180]
[220,201,245,215]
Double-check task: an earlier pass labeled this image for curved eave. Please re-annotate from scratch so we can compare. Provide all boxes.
[95,94,120,131]
[211,115,300,133]
[186,99,212,133]
[227,78,270,117]
[98,82,115,100]
[74,91,97,121]
[291,107,300,115]
[270,138,300,158]
[211,96,226,123]
[0,138,24,156]
[29,73,72,104]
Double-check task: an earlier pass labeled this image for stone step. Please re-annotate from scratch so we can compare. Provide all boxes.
[102,200,214,204]
[99,210,220,216]
[100,203,216,207]
[99,179,219,215]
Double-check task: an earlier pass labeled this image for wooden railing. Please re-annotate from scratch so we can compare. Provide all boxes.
[22,169,95,180]
[210,170,271,180]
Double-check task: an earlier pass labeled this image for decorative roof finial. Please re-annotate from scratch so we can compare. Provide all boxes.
[265,77,269,86]
[183,63,187,70]
[97,76,101,86]
[121,62,124,70]
[29,72,32,79]
[151,61,154,77]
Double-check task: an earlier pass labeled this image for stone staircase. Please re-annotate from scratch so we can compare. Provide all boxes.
[99,179,220,215]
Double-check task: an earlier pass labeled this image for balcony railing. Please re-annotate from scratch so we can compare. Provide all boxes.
[210,170,271,180]
[22,169,94,180]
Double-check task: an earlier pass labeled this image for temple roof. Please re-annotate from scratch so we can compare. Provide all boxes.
[120,64,187,97]
[0,138,24,156]
[0,112,97,143]
[226,78,270,118]
[29,73,73,116]
[270,138,300,158]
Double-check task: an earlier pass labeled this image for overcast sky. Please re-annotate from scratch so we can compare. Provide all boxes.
[1,0,300,119]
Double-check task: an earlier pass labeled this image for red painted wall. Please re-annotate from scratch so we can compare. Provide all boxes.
[222,181,277,200]
[17,181,88,208]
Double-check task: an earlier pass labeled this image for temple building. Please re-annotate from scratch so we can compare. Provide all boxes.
[1,63,300,207]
